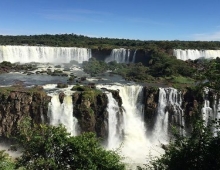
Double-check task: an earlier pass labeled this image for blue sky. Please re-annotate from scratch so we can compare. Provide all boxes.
[0,0,220,41]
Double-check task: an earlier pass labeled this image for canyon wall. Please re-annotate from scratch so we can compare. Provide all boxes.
[0,87,51,137]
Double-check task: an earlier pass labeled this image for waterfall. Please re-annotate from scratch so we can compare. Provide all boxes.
[132,50,137,63]
[97,84,154,166]
[202,87,215,126]
[48,94,79,136]
[105,48,136,63]
[0,45,92,63]
[151,88,184,143]
[173,49,220,61]
[106,92,123,149]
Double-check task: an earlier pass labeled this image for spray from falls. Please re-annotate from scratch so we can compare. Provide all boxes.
[0,45,92,63]
[173,49,220,61]
[105,48,136,63]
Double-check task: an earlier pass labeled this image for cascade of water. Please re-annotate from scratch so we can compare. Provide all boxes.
[173,49,220,61]
[212,94,220,120]
[48,94,78,136]
[105,48,136,63]
[0,45,92,63]
[132,50,137,63]
[202,87,214,126]
[106,92,123,149]
[151,88,184,143]
[97,84,154,166]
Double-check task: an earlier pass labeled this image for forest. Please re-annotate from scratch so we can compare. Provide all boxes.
[1,34,220,50]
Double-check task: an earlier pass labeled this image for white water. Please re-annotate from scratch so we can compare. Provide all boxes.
[0,45,92,63]
[48,93,79,136]
[173,49,220,61]
[97,84,158,167]
[106,92,123,149]
[151,88,184,143]
[105,48,136,63]
[202,87,215,126]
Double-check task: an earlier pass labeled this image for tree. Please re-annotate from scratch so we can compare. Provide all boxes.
[141,120,220,170]
[16,118,125,170]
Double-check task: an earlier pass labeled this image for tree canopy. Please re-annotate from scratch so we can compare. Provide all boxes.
[1,34,220,50]
[13,117,125,170]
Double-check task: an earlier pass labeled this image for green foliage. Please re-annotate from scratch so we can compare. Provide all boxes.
[1,34,220,50]
[113,63,153,82]
[0,150,15,170]
[16,118,125,170]
[149,51,195,78]
[82,58,108,76]
[71,85,92,91]
[142,120,220,170]
[0,85,46,96]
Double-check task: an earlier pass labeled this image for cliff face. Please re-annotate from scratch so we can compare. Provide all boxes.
[142,86,159,130]
[91,48,112,61]
[91,48,152,65]
[142,86,211,131]
[71,88,123,139]
[72,91,108,138]
[0,87,51,137]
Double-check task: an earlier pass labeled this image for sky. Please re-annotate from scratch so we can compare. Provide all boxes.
[0,0,220,41]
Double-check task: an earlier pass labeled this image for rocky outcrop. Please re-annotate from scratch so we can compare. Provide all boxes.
[182,87,204,118]
[72,89,108,139]
[72,87,123,139]
[0,86,51,137]
[143,86,159,129]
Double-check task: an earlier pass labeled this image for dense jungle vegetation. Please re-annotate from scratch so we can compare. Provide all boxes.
[1,34,220,50]
[82,51,220,90]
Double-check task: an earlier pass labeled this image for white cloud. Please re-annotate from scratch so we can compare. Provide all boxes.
[192,30,220,41]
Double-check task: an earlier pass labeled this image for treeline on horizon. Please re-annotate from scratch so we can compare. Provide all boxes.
[0,34,220,50]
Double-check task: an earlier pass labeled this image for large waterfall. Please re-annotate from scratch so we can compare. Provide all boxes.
[0,45,92,63]
[98,84,154,166]
[105,48,136,63]
[173,49,220,61]
[45,84,187,167]
[47,92,79,136]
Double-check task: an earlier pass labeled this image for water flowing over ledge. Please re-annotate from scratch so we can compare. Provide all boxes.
[173,49,220,61]
[105,48,136,63]
[0,45,92,64]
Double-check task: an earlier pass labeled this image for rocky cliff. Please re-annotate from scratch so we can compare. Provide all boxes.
[142,86,213,131]
[0,86,51,137]
[71,86,123,139]
[91,48,151,65]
